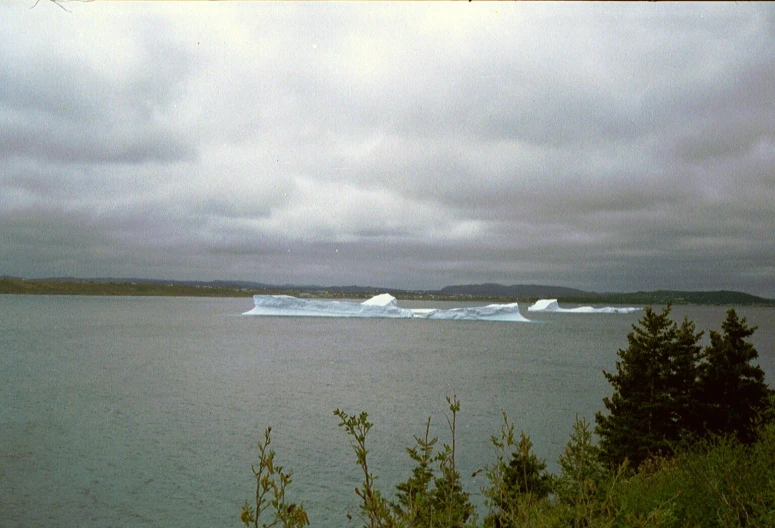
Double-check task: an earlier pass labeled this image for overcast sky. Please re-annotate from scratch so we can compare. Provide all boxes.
[1,2,774,296]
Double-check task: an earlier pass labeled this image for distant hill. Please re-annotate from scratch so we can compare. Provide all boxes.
[576,290,775,306]
[1,277,772,306]
[440,283,590,298]
[440,284,774,306]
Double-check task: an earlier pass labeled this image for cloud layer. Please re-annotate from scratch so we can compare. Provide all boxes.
[2,2,774,296]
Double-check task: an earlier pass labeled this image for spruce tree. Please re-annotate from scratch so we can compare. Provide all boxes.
[555,416,607,508]
[482,414,551,528]
[555,416,610,525]
[696,309,773,444]
[595,305,703,468]
[501,432,552,499]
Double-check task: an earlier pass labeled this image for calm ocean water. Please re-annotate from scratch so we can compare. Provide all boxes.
[2,295,773,527]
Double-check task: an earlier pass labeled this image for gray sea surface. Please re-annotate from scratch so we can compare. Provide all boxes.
[1,295,773,527]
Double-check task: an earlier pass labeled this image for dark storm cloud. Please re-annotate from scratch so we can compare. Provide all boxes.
[1,2,773,296]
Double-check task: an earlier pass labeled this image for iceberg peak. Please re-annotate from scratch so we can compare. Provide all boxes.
[360,293,398,306]
[528,299,560,312]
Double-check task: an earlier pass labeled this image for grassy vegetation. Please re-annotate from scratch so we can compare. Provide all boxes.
[0,277,448,300]
[0,277,261,297]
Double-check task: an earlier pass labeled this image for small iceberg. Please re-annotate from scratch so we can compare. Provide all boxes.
[527,299,641,314]
[243,294,530,322]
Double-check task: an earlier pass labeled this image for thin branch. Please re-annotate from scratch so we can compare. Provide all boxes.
[31,0,94,13]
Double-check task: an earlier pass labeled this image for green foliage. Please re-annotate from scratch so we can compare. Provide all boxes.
[611,424,775,527]
[597,305,773,471]
[393,416,437,525]
[696,309,774,444]
[336,396,475,528]
[334,409,396,528]
[425,396,475,527]
[595,305,704,468]
[243,410,775,528]
[554,416,615,526]
[481,411,552,527]
[503,433,552,499]
[241,427,309,528]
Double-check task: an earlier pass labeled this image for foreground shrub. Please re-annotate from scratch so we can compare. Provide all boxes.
[335,395,475,528]
[481,411,553,528]
[243,303,775,526]
[242,409,775,527]
[612,423,775,527]
[241,427,310,528]
[553,416,618,527]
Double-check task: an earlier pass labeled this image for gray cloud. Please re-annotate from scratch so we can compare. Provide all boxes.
[0,9,197,164]
[1,2,773,296]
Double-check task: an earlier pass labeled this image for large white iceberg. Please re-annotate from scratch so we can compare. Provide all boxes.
[243,294,530,322]
[243,294,414,318]
[527,299,641,314]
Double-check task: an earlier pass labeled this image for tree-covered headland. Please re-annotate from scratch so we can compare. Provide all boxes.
[242,307,775,527]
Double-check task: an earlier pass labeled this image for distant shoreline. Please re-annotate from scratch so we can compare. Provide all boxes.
[1,277,773,306]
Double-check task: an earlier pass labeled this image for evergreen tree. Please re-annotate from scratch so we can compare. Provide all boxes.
[670,314,705,438]
[393,397,474,528]
[554,416,613,527]
[482,414,552,528]
[696,309,773,444]
[501,432,552,499]
[555,416,607,506]
[393,417,436,526]
[430,396,475,527]
[595,305,703,468]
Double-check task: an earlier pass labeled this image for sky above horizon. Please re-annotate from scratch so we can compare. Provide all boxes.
[2,2,774,296]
